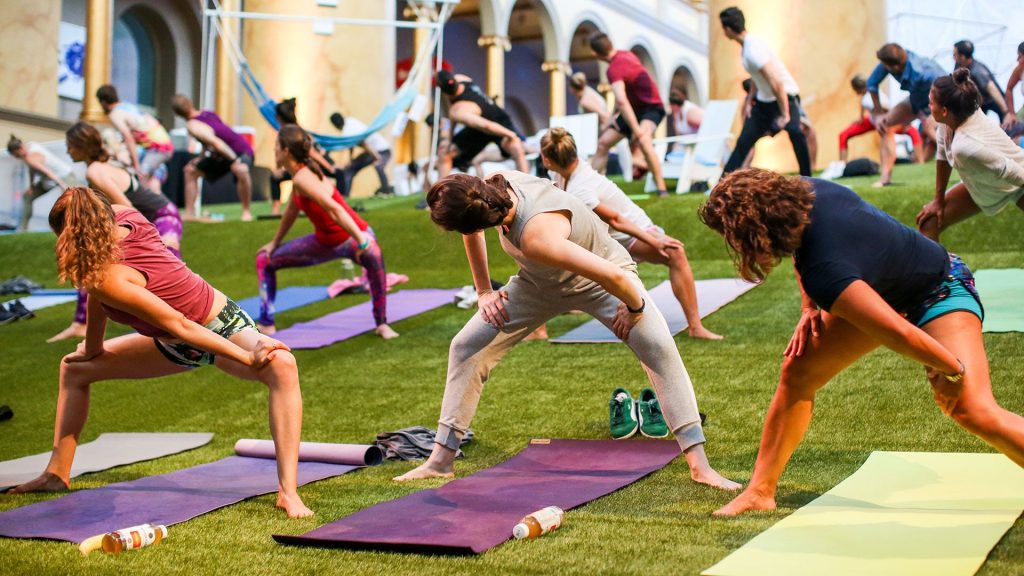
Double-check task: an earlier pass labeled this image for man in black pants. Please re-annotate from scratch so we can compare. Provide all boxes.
[719,6,811,176]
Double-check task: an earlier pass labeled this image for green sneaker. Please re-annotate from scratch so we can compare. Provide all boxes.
[609,388,639,440]
[638,388,669,438]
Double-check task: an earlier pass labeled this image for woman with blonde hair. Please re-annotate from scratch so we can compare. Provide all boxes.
[11,187,313,518]
[540,127,722,340]
[700,168,1024,517]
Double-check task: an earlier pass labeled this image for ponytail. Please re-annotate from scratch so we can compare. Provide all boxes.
[932,68,981,123]
[277,124,324,180]
[427,173,513,234]
[49,187,120,288]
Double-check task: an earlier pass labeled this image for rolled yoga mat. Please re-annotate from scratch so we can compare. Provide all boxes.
[0,432,214,491]
[973,269,1024,333]
[273,438,681,554]
[236,286,330,319]
[0,439,381,543]
[703,451,1024,576]
[551,278,757,343]
[274,288,461,349]
[234,439,384,466]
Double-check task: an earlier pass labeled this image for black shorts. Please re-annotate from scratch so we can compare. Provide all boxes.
[451,114,521,171]
[196,154,253,182]
[614,105,667,139]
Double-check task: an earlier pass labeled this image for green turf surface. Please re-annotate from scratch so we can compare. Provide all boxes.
[1,163,1022,575]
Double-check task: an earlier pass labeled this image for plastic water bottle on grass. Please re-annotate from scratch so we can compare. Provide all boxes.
[512,506,564,539]
[101,523,167,554]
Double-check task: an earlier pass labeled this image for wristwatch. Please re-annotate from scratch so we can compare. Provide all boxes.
[626,298,645,314]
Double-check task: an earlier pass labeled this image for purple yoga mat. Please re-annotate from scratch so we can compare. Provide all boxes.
[275,288,461,349]
[0,442,379,543]
[235,439,383,466]
[274,439,681,554]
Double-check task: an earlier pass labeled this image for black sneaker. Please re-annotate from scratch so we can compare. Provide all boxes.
[0,305,17,325]
[8,300,34,321]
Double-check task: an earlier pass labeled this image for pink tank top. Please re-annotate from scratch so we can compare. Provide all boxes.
[101,209,215,337]
[294,187,369,246]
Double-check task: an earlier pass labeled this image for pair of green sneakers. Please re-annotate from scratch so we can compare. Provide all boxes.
[609,387,669,439]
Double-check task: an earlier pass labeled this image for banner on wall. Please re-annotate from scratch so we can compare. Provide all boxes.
[58,22,86,101]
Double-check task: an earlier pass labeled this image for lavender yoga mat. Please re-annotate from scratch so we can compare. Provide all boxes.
[275,288,461,349]
[274,439,681,554]
[0,440,379,543]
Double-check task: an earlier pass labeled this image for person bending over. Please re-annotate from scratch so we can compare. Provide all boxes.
[393,170,739,491]
[6,135,75,231]
[952,40,1014,127]
[699,168,1024,516]
[838,74,922,164]
[11,188,312,518]
[917,69,1024,241]
[96,84,173,194]
[256,125,397,340]
[330,112,393,197]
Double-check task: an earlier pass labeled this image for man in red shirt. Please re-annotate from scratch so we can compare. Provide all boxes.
[589,33,670,196]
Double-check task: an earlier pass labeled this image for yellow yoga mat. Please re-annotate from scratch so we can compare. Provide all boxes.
[704,452,1024,576]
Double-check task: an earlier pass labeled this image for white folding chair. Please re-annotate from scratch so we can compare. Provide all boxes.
[647,99,739,194]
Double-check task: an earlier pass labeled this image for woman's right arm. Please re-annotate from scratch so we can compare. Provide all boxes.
[260,195,300,255]
[592,203,679,257]
[464,231,510,327]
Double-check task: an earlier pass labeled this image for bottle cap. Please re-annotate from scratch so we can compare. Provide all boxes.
[512,523,530,540]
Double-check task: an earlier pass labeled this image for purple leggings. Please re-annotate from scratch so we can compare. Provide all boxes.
[256,228,388,327]
[73,207,183,324]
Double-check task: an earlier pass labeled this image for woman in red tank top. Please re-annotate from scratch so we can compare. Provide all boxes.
[256,125,397,339]
[10,188,313,519]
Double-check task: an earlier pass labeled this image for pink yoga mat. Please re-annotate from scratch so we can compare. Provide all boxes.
[234,439,383,466]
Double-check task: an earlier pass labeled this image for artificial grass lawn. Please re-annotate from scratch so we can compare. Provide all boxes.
[1,162,1022,575]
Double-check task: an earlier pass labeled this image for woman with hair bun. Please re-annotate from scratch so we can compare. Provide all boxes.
[11,187,313,518]
[540,127,722,340]
[701,168,1024,517]
[256,125,397,339]
[917,68,1024,240]
[393,169,739,491]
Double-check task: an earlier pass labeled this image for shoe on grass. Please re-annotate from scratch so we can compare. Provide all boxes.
[609,387,639,440]
[0,304,16,326]
[637,388,669,438]
[8,300,34,321]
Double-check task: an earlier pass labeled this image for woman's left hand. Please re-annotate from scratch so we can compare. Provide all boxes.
[612,302,642,341]
[250,338,291,369]
[63,342,103,363]
[927,367,964,416]
[657,238,684,259]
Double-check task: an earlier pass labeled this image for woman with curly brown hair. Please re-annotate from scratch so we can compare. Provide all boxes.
[10,188,313,518]
[393,170,738,491]
[700,168,1024,517]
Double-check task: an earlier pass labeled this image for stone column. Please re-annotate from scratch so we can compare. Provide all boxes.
[215,0,238,123]
[80,0,112,122]
[478,35,509,103]
[543,61,569,118]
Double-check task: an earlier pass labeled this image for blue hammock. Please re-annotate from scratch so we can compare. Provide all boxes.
[238,61,416,152]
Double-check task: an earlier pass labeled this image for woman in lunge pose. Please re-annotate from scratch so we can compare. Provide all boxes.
[700,168,1024,517]
[256,125,397,339]
[393,170,738,490]
[12,188,312,518]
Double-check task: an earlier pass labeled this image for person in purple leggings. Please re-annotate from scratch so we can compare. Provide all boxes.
[48,121,184,343]
[256,125,398,340]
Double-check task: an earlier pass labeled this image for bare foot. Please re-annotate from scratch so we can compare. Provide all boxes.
[692,468,743,491]
[241,211,254,222]
[376,324,400,340]
[257,323,277,336]
[47,323,87,343]
[688,326,724,341]
[276,491,314,518]
[523,326,548,341]
[712,489,776,517]
[393,460,455,482]
[871,180,892,189]
[9,472,69,493]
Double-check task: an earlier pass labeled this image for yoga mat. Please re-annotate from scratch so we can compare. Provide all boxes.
[2,294,78,312]
[234,439,383,466]
[552,278,757,343]
[236,286,329,319]
[0,432,213,491]
[703,452,1024,576]
[275,288,461,349]
[274,438,681,554]
[974,269,1024,333]
[30,289,80,296]
[0,440,379,543]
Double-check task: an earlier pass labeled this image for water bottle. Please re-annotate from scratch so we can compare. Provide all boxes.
[340,258,356,280]
[100,523,168,554]
[512,506,564,539]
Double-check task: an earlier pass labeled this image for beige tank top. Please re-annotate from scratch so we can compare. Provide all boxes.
[498,171,636,293]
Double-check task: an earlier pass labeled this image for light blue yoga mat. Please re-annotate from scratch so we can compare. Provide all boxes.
[551,278,757,343]
[236,286,329,319]
[973,269,1024,333]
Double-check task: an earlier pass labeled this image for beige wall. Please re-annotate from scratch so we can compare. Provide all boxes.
[0,0,62,117]
[241,1,395,197]
[709,0,885,172]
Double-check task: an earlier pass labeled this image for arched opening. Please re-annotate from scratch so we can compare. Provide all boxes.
[566,19,604,115]
[504,0,558,135]
[670,65,699,105]
[629,44,659,96]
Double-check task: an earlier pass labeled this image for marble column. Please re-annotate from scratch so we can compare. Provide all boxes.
[543,61,568,118]
[81,0,112,122]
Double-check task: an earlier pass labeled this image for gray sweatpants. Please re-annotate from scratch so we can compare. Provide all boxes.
[436,272,706,451]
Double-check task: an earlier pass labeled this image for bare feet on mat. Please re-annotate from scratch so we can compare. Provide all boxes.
[276,491,314,518]
[241,211,254,222]
[376,324,400,340]
[712,488,776,516]
[257,323,277,336]
[691,468,742,491]
[9,472,69,493]
[688,326,724,341]
[47,322,87,343]
[523,326,548,341]
[393,461,455,482]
